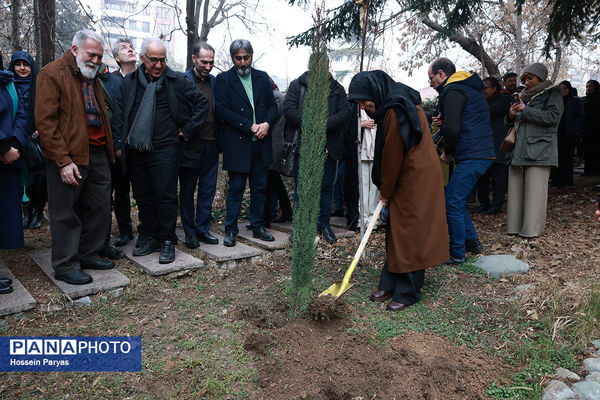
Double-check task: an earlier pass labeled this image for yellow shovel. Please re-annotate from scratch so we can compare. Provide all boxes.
[319,200,384,301]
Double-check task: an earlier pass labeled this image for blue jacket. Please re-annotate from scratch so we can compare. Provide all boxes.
[439,71,495,161]
[0,71,28,159]
[215,67,277,173]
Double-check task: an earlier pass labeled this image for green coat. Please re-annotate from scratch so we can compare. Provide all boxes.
[506,85,564,167]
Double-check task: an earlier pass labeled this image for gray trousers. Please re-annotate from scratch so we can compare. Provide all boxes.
[507,165,551,238]
[47,147,111,274]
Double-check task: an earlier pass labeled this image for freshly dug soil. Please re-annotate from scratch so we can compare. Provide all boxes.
[308,294,345,321]
[253,319,507,399]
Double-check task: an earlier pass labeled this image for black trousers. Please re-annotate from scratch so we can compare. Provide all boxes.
[344,151,359,228]
[225,141,268,235]
[128,142,180,243]
[105,158,132,245]
[47,147,111,274]
[264,170,292,222]
[476,163,508,210]
[377,215,425,305]
[551,136,575,186]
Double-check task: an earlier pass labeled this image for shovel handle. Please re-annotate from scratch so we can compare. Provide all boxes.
[339,200,384,287]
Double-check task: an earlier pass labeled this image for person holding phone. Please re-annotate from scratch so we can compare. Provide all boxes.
[505,63,564,237]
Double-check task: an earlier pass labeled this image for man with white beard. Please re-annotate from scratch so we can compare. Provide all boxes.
[35,30,116,285]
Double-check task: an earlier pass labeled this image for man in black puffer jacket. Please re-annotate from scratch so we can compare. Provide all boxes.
[284,65,352,244]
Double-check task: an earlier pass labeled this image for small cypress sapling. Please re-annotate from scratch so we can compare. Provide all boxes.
[289,14,330,317]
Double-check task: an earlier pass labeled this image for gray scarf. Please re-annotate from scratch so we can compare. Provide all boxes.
[126,66,166,151]
[520,80,553,103]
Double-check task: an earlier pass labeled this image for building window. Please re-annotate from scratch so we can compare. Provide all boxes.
[106,0,126,11]
[156,6,170,19]
[129,20,137,31]
[142,22,150,32]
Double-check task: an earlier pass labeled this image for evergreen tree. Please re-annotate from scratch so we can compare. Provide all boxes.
[289,16,330,317]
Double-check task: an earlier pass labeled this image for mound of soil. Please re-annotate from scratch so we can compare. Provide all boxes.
[308,295,346,321]
[254,319,507,399]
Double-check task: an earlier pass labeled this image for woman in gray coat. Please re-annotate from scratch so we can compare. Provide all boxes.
[505,63,564,237]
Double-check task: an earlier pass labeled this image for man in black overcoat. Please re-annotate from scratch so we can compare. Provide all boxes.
[112,38,208,264]
[215,39,277,247]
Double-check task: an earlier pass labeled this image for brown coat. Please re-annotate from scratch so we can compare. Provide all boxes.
[35,52,114,168]
[380,106,449,273]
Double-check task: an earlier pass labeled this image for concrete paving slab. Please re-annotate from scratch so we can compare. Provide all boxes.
[175,230,263,276]
[175,230,262,262]
[122,239,203,276]
[239,221,289,250]
[269,220,354,239]
[0,261,36,316]
[330,216,347,228]
[270,220,293,232]
[29,249,130,299]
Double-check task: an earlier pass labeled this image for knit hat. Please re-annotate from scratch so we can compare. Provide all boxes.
[521,63,548,83]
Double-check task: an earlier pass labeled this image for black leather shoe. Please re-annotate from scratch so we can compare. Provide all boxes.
[465,238,482,254]
[482,207,501,215]
[55,269,93,285]
[223,232,236,247]
[369,289,390,302]
[114,233,133,247]
[185,234,199,249]
[132,239,161,256]
[475,203,491,213]
[0,282,13,294]
[253,227,274,242]
[273,214,292,223]
[81,258,115,270]
[445,255,467,265]
[198,232,218,245]
[159,241,175,264]
[317,225,337,244]
[330,209,345,217]
[386,301,409,312]
[29,211,44,229]
[99,244,124,259]
[0,277,13,285]
[22,206,32,229]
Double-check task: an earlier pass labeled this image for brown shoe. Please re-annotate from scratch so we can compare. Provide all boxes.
[369,289,390,302]
[386,301,408,312]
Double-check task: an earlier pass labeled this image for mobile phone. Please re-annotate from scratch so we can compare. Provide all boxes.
[511,93,520,104]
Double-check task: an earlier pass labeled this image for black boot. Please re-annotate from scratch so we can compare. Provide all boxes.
[22,204,33,229]
[29,209,44,229]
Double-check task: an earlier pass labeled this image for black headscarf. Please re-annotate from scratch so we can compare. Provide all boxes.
[348,70,422,188]
[8,51,39,134]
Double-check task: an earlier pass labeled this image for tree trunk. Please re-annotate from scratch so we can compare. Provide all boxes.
[34,0,42,65]
[514,12,524,75]
[186,0,198,70]
[39,0,56,66]
[422,16,499,77]
[11,0,21,51]
[551,46,561,83]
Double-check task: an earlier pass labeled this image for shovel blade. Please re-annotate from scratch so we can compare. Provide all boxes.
[319,280,357,300]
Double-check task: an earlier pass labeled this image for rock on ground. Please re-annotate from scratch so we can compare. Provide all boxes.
[555,367,581,382]
[542,380,579,400]
[474,255,530,279]
[73,296,92,307]
[573,381,600,400]
[583,358,600,373]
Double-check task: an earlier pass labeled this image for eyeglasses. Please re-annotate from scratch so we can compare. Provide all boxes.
[145,56,167,65]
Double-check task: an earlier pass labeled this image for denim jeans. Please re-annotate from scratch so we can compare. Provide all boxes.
[445,159,492,258]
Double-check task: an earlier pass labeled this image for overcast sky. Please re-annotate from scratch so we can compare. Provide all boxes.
[81,0,439,92]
